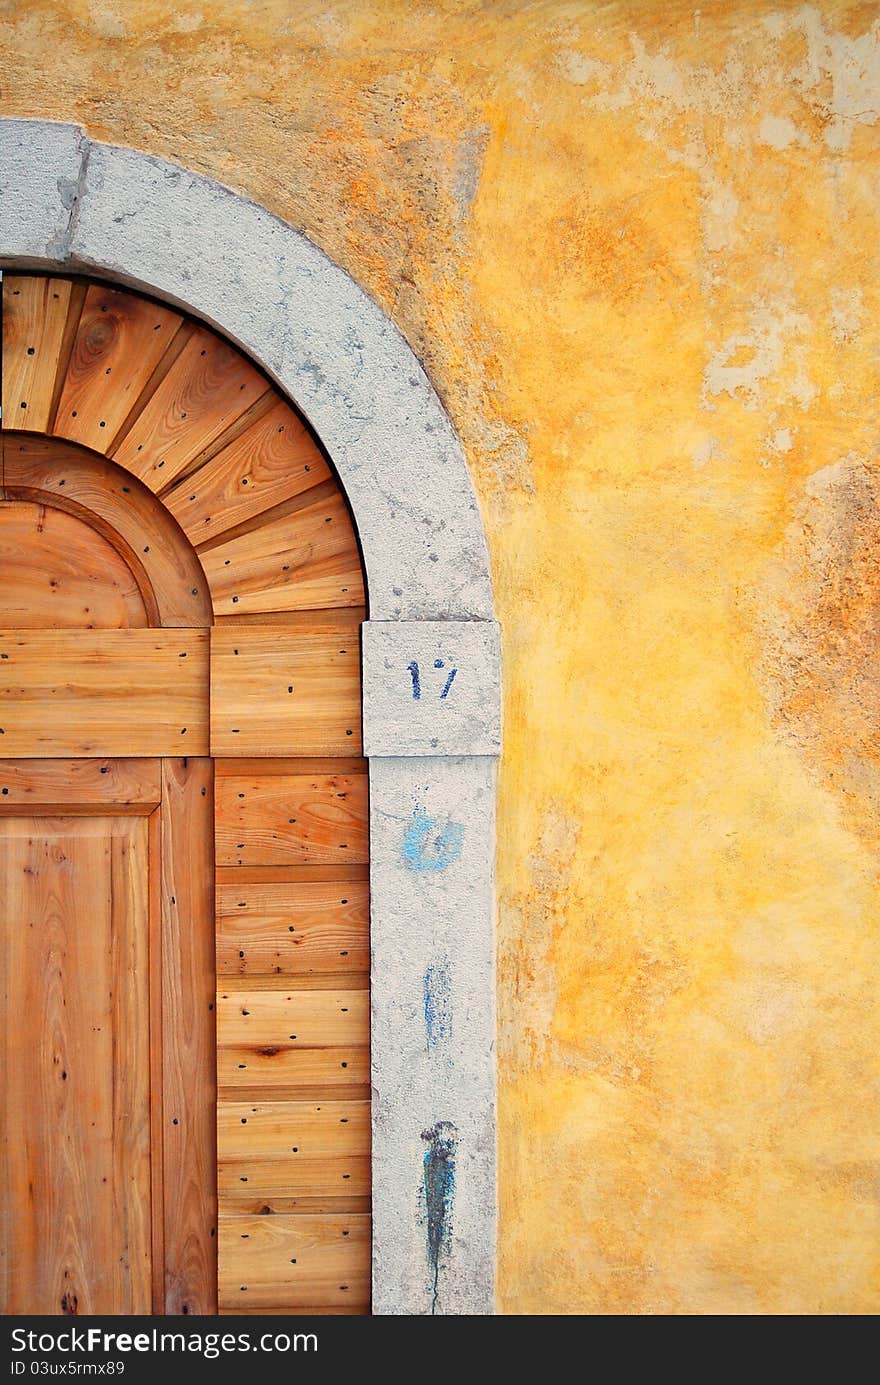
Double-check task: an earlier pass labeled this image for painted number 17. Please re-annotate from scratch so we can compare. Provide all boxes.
[407,659,458,701]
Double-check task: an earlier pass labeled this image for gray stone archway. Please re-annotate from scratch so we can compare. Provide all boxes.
[0,117,500,1316]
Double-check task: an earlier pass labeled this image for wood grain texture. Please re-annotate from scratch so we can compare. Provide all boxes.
[164,399,331,544]
[215,773,368,866]
[0,500,148,628]
[217,989,369,1049]
[210,627,362,757]
[160,758,217,1315]
[53,285,182,453]
[0,629,209,756]
[0,758,161,811]
[218,1214,370,1311]
[215,864,369,885]
[219,1155,371,1203]
[2,277,73,432]
[218,1100,369,1158]
[216,880,369,977]
[200,489,364,615]
[112,328,268,492]
[4,434,212,627]
[0,815,152,1314]
[2,271,371,1319]
[218,1045,370,1095]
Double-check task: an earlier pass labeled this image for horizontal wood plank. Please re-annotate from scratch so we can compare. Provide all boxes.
[210,626,361,757]
[218,1101,369,1159]
[0,630,209,756]
[218,1046,370,1094]
[215,773,368,866]
[218,1214,370,1311]
[217,880,369,977]
[0,758,160,810]
[214,757,367,777]
[212,608,365,630]
[217,989,369,1049]
[219,1155,371,1202]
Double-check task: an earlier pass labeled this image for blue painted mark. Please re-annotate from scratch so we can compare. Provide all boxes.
[423,958,451,1050]
[440,667,457,699]
[402,804,464,873]
[421,1122,457,1314]
[433,658,444,669]
[407,660,421,700]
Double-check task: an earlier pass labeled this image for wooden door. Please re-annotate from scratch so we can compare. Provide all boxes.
[2,275,371,1315]
[0,758,216,1315]
[0,437,217,1314]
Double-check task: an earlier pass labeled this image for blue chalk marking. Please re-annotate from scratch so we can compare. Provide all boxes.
[434,658,444,669]
[423,958,451,1050]
[421,1122,457,1314]
[402,804,464,872]
[407,659,421,700]
[440,667,457,699]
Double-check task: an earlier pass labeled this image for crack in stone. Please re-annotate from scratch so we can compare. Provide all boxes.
[47,133,91,261]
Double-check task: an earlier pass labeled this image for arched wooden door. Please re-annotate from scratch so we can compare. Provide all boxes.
[1,275,370,1315]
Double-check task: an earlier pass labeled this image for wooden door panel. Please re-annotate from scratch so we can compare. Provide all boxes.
[111,328,268,492]
[0,814,152,1314]
[210,626,362,756]
[0,759,216,1316]
[3,435,213,628]
[0,501,149,628]
[163,398,331,545]
[216,879,370,977]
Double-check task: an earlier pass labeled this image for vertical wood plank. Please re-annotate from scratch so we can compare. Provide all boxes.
[53,284,182,453]
[148,807,165,1313]
[2,277,73,432]
[110,818,153,1311]
[161,758,217,1315]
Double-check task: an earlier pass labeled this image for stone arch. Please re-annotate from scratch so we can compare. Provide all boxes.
[0,120,499,1317]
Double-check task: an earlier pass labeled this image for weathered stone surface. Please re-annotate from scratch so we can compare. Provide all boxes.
[369,755,496,1315]
[363,620,502,757]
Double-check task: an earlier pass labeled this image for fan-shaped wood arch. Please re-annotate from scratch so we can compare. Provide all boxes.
[1,273,371,1315]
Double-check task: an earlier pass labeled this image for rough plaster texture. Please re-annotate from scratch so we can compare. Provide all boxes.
[363,620,501,757]
[4,0,880,1315]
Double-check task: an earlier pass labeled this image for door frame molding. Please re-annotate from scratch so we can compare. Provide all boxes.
[0,119,500,1316]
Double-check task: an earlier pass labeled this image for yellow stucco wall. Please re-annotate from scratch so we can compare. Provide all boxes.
[4,0,880,1314]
